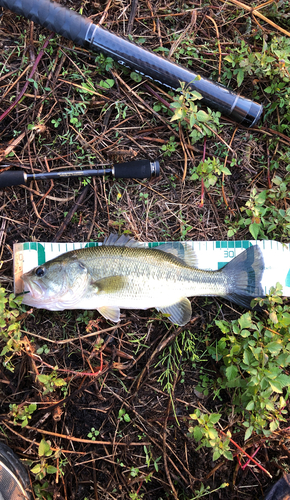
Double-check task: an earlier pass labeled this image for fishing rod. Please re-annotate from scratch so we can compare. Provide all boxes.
[0,0,263,127]
[0,159,160,188]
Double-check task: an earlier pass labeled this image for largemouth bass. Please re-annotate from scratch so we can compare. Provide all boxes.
[21,234,265,326]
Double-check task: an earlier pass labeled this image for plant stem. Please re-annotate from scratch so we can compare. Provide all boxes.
[0,33,54,123]
[219,430,272,478]
[199,138,207,208]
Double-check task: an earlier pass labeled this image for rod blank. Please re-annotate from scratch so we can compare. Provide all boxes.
[0,0,263,127]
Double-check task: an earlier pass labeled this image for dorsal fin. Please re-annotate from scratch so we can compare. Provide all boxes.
[103,234,197,267]
[154,242,198,267]
[103,233,143,248]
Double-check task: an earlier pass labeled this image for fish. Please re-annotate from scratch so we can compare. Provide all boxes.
[21,234,265,326]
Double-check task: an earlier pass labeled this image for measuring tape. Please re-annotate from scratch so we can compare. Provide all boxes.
[13,240,290,297]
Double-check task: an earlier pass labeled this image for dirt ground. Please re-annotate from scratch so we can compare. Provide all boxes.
[0,0,290,499]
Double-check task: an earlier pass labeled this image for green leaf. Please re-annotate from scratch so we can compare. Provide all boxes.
[130,72,142,83]
[220,166,231,176]
[269,420,279,432]
[238,312,252,330]
[224,55,234,64]
[279,312,290,326]
[243,349,252,365]
[269,311,278,325]
[189,112,197,128]
[54,378,66,387]
[99,79,115,89]
[170,108,184,121]
[39,439,51,457]
[193,426,203,442]
[80,82,95,95]
[206,174,217,187]
[190,409,200,419]
[46,466,58,474]
[249,222,260,240]
[196,110,210,123]
[244,426,253,441]
[215,320,230,334]
[266,341,282,355]
[226,365,238,381]
[209,413,221,424]
[223,450,233,460]
[245,400,255,411]
[31,464,42,474]
[240,329,251,338]
[154,46,170,54]
[21,417,28,428]
[207,428,218,440]
[212,450,221,461]
[276,374,290,388]
[191,90,202,100]
[236,69,245,87]
[269,379,283,393]
[266,400,275,411]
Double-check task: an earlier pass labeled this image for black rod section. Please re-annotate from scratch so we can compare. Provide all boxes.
[0,0,263,127]
[0,159,160,188]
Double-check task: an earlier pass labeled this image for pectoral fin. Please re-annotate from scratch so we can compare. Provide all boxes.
[91,275,127,294]
[97,306,121,322]
[91,276,126,322]
[157,298,192,326]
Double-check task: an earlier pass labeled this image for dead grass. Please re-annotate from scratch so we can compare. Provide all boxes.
[0,0,290,499]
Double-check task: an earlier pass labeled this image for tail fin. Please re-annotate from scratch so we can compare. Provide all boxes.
[222,245,265,309]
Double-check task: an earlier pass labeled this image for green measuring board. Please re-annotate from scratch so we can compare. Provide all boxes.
[13,240,290,297]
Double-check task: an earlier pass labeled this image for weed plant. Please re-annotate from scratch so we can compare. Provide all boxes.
[223,37,290,129]
[227,176,290,240]
[156,329,201,395]
[170,81,222,145]
[0,288,24,371]
[187,285,290,464]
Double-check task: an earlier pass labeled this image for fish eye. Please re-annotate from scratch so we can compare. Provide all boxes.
[35,267,45,277]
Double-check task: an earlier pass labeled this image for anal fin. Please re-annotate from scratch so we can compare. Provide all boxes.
[157,297,192,326]
[97,306,121,322]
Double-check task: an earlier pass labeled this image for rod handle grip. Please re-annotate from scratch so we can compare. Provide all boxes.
[0,0,91,46]
[113,160,160,179]
[0,170,26,188]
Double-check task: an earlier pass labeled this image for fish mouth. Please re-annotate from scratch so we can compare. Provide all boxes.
[21,274,46,300]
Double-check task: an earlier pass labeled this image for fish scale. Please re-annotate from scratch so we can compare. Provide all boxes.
[76,246,226,300]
